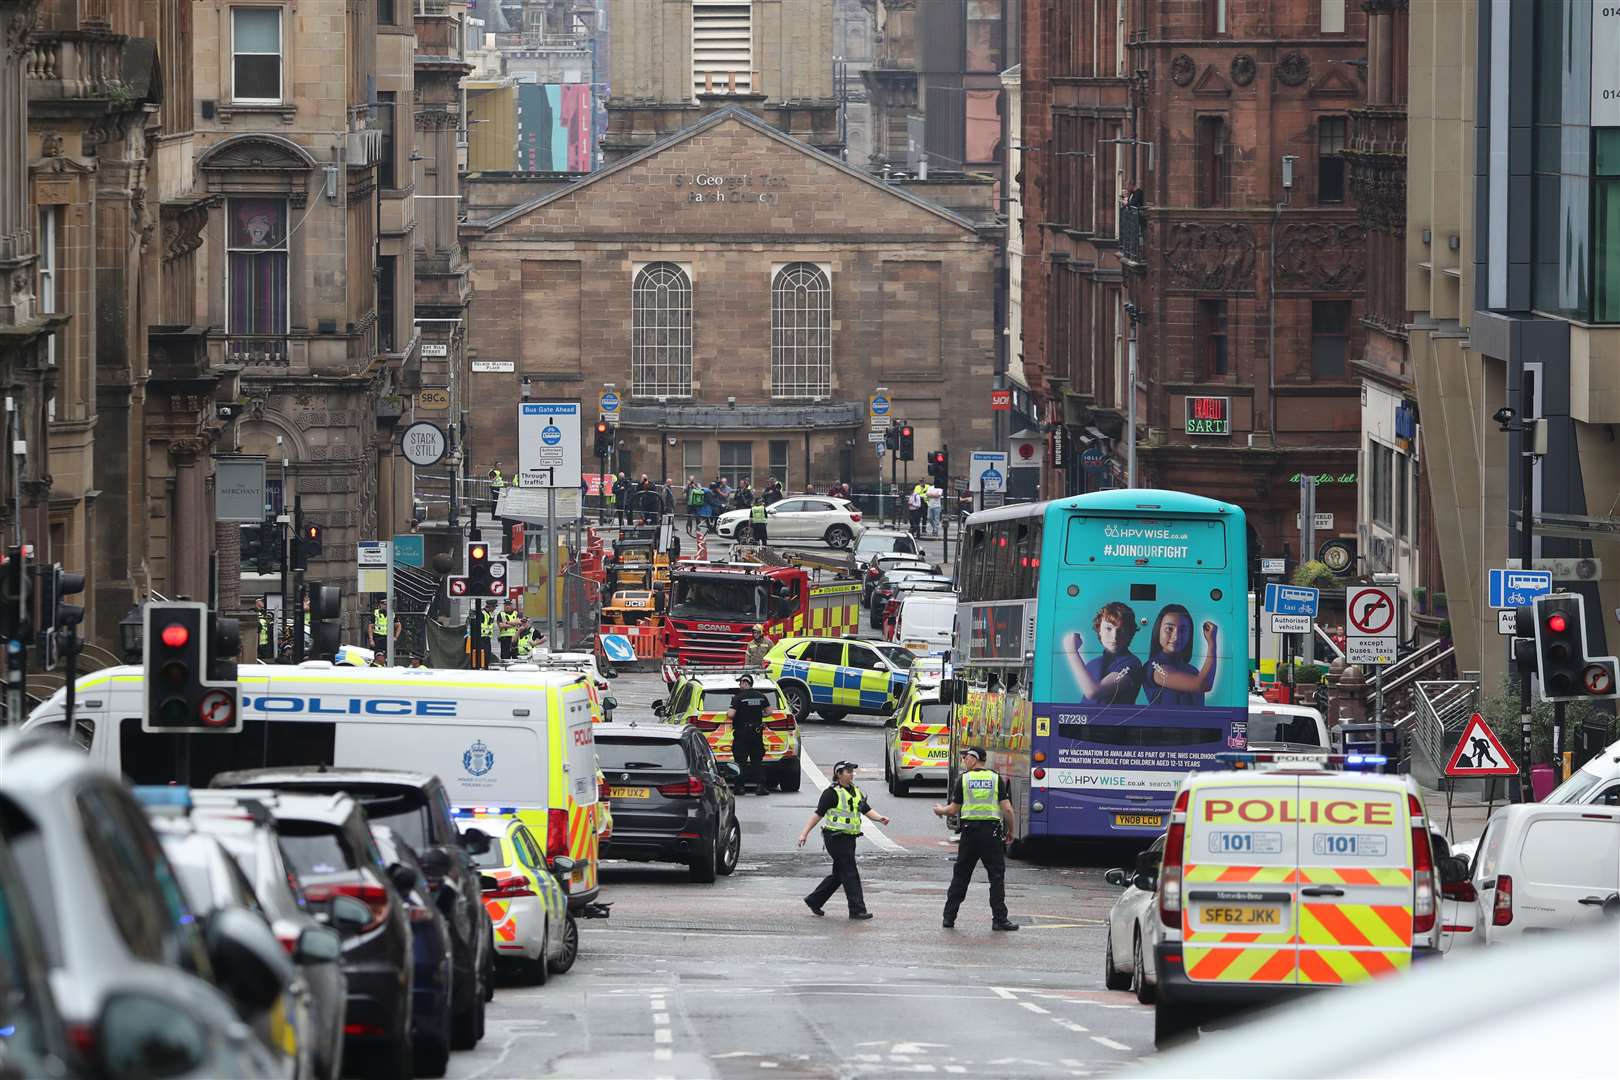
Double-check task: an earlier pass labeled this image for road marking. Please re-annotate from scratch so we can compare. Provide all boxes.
[654,1049,672,1062]
[1019,1002,1050,1015]
[654,1028,673,1045]
[1054,1020,1090,1034]
[990,987,1018,1000]
[653,1013,669,1025]
[799,745,903,853]
[1090,1036,1131,1052]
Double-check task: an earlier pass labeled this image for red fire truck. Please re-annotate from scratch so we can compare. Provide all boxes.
[661,559,862,665]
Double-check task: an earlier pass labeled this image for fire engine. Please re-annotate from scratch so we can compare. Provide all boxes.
[661,557,861,665]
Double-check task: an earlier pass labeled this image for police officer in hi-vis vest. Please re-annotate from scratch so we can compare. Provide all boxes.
[797,761,889,920]
[933,746,1020,931]
[747,500,768,545]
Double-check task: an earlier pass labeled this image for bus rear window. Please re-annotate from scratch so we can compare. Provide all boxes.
[1058,721,1223,747]
[1064,517,1227,569]
[120,718,337,787]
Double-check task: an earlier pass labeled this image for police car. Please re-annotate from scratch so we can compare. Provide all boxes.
[763,636,913,723]
[656,668,801,792]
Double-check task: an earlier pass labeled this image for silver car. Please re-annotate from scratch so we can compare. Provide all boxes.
[1103,834,1166,1005]
[0,731,289,1079]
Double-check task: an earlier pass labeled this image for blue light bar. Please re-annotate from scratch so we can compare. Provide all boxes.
[454,805,517,817]
[133,785,193,809]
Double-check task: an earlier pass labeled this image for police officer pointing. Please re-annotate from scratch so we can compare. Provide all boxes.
[933,747,1019,931]
[798,761,888,920]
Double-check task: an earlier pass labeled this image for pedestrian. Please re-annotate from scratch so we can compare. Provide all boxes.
[727,673,772,796]
[932,747,1019,931]
[370,602,388,653]
[907,484,924,538]
[255,598,274,660]
[685,477,704,535]
[735,479,755,509]
[927,483,944,536]
[498,600,522,660]
[798,761,888,919]
[763,477,784,505]
[661,477,676,515]
[613,473,631,527]
[744,624,771,668]
[747,498,768,545]
[488,463,506,510]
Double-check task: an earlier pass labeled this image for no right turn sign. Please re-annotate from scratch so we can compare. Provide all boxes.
[1346,584,1398,666]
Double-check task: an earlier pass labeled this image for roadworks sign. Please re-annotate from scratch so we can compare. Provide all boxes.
[1444,713,1519,777]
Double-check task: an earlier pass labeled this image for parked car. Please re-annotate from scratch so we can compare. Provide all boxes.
[370,826,454,1077]
[1244,702,1330,752]
[457,815,577,982]
[199,788,415,1080]
[869,570,953,628]
[881,583,956,640]
[0,829,73,1080]
[594,723,740,882]
[860,554,935,604]
[1467,802,1620,946]
[1103,834,1166,1005]
[849,527,922,571]
[716,495,863,548]
[211,768,493,1052]
[0,732,289,1079]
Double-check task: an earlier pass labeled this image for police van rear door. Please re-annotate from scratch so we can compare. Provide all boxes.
[1182,776,1302,987]
[1294,775,1412,985]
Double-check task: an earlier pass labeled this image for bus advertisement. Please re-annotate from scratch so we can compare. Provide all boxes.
[953,491,1249,846]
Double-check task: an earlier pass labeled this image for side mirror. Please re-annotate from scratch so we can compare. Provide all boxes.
[293,924,342,965]
[1104,868,1127,887]
[205,907,292,1016]
[326,894,374,933]
[478,873,500,893]
[387,862,423,897]
[460,828,493,856]
[602,695,619,711]
[97,992,208,1080]
[552,855,576,877]
[652,700,668,716]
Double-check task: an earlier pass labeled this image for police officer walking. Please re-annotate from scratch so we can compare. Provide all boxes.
[726,673,770,796]
[933,747,1020,931]
[371,602,389,654]
[798,762,889,920]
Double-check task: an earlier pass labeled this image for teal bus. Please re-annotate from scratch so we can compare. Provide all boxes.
[951,490,1250,845]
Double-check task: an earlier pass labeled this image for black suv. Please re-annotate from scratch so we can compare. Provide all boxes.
[595,723,740,883]
[212,768,493,1052]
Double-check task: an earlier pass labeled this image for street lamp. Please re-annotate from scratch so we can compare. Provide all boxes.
[118,604,145,664]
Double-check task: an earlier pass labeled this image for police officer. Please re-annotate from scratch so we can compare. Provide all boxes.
[726,673,771,796]
[497,600,521,660]
[933,747,1019,931]
[744,624,771,668]
[798,762,888,920]
[748,498,768,545]
[256,598,274,660]
[372,602,389,653]
[488,463,506,510]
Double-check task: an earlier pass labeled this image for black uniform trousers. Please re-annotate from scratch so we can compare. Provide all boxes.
[732,734,766,793]
[943,825,1008,922]
[806,831,867,915]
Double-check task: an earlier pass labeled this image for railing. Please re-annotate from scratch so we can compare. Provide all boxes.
[1119,205,1148,264]
[25,31,129,101]
[225,337,290,366]
[1409,678,1481,777]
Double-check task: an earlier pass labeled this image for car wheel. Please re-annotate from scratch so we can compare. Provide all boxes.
[892,768,913,797]
[550,914,580,976]
[782,682,812,723]
[365,1030,412,1080]
[415,1008,451,1079]
[825,525,853,549]
[523,923,551,986]
[1132,929,1154,1004]
[817,709,847,722]
[450,990,480,1051]
[1103,930,1131,991]
[716,815,742,876]
[689,831,719,883]
[775,758,802,792]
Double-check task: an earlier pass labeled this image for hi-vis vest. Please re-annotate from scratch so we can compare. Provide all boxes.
[373,609,388,635]
[518,630,534,654]
[960,769,1001,822]
[258,614,270,645]
[822,784,865,836]
[750,503,767,523]
[481,611,495,637]
[499,612,519,640]
[489,469,505,490]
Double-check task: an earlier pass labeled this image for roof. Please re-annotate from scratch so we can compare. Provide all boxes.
[0,729,112,793]
[198,788,360,827]
[209,767,440,791]
[592,723,686,740]
[471,105,981,235]
[966,488,1243,526]
[685,673,780,690]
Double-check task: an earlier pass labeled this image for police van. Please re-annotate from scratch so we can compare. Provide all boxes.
[1151,754,1440,1047]
[24,663,605,907]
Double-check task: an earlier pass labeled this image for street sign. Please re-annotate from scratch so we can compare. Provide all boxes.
[1294,512,1336,530]
[422,343,448,357]
[1346,584,1398,665]
[968,451,1008,493]
[392,534,424,568]
[1444,713,1519,777]
[990,389,1011,411]
[1498,609,1518,636]
[1270,613,1311,634]
[1259,557,1287,576]
[867,431,888,443]
[874,444,886,457]
[417,388,450,411]
[868,392,891,419]
[1263,583,1320,618]
[600,634,637,663]
[599,388,621,416]
[357,541,389,568]
[518,402,582,489]
[401,421,448,467]
[214,456,267,523]
[1488,568,1553,609]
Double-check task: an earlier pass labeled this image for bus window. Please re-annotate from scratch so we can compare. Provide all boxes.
[1014,522,1032,597]
[964,527,987,602]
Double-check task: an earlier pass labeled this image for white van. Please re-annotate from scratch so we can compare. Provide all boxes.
[1245,702,1330,753]
[1468,803,1620,945]
[893,593,957,655]
[1542,738,1620,807]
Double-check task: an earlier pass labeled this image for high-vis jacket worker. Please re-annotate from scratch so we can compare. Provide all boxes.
[798,761,889,919]
[748,500,768,544]
[372,605,388,651]
[933,747,1020,931]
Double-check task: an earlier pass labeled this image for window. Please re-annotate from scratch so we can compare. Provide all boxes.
[718,441,752,489]
[846,644,886,671]
[226,198,289,352]
[1195,117,1227,208]
[1196,298,1228,377]
[692,0,752,96]
[36,206,58,366]
[803,640,845,665]
[1370,441,1393,528]
[376,91,397,189]
[232,8,282,102]
[630,263,692,398]
[1320,0,1345,33]
[1318,117,1347,204]
[682,440,703,481]
[1597,129,1620,323]
[771,263,831,399]
[769,439,789,488]
[1207,0,1226,35]
[1310,300,1349,378]
[1396,452,1410,540]
[377,0,394,24]
[377,254,396,353]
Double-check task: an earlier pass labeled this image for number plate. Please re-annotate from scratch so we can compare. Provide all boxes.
[1113,813,1164,828]
[608,786,650,799]
[1201,905,1282,926]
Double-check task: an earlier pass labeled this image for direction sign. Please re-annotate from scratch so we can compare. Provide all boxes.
[1488,568,1553,609]
[600,634,637,663]
[1263,583,1320,618]
[1346,584,1398,665]
[518,402,581,489]
[1444,713,1519,777]
[968,451,1009,493]
[1270,614,1311,634]
[392,534,424,568]
[401,421,448,467]
[1259,557,1287,576]
[599,388,621,416]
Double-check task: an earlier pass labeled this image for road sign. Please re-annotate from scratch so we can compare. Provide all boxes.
[1444,713,1519,777]
[197,689,238,730]
[357,541,389,567]
[874,443,886,457]
[867,431,888,443]
[1488,568,1553,609]
[392,534,424,568]
[1259,557,1287,576]
[1498,609,1518,636]
[1270,614,1311,634]
[1346,584,1398,665]
[600,634,637,663]
[447,577,467,597]
[518,402,581,489]
[968,451,1008,493]
[868,392,891,418]
[599,388,621,416]
[401,421,448,467]
[990,388,1011,411]
[1263,583,1320,618]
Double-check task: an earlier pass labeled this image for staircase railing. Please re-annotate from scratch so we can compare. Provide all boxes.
[1409,678,1481,777]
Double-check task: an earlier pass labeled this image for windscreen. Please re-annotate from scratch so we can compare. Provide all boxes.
[857,533,917,556]
[1543,769,1604,805]
[596,738,687,771]
[1246,710,1327,748]
[670,577,764,620]
[277,822,357,877]
[353,791,433,851]
[871,644,917,669]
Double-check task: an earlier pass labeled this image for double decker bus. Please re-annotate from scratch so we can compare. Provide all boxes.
[951,490,1249,847]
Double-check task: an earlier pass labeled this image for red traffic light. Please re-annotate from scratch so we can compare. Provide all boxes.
[901,426,913,437]
[160,623,190,648]
[1547,613,1568,633]
[596,421,609,433]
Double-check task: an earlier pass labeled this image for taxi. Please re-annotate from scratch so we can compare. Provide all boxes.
[656,669,802,792]
[1151,753,1440,1047]
[763,636,913,724]
[458,814,578,984]
[883,686,952,796]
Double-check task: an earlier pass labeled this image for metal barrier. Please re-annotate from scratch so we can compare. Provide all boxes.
[1410,678,1481,777]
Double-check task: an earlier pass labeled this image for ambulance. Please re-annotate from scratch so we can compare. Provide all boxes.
[23,663,605,909]
[1150,754,1440,1047]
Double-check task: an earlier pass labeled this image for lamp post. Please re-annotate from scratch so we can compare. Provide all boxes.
[118,604,144,665]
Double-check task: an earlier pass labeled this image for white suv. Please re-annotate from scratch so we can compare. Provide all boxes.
[716,497,863,548]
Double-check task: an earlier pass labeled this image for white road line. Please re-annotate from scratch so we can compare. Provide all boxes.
[654,1049,673,1062]
[653,1013,670,1025]
[1054,1020,1090,1034]
[990,986,1019,1000]
[1019,1002,1051,1015]
[654,1029,673,1045]
[799,745,904,853]
[1090,1036,1131,1052]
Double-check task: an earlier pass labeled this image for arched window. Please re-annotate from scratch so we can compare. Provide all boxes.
[771,263,831,399]
[631,263,693,397]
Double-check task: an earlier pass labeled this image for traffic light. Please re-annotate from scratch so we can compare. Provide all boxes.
[36,564,85,670]
[898,422,915,461]
[927,448,949,483]
[301,522,323,561]
[208,611,240,684]
[883,423,898,451]
[594,421,614,458]
[1532,593,1620,702]
[255,517,282,574]
[308,584,341,660]
[144,602,205,730]
[0,546,30,642]
[466,541,506,598]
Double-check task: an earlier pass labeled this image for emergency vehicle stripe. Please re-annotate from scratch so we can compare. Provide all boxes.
[1184,946,1294,983]
[1216,865,1260,883]
[1303,904,1373,948]
[1184,864,1294,884]
[1370,904,1414,943]
[1354,949,1399,978]
[1186,947,1243,981]
[1250,949,1297,983]
[1296,950,1344,984]
[1337,867,1379,886]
